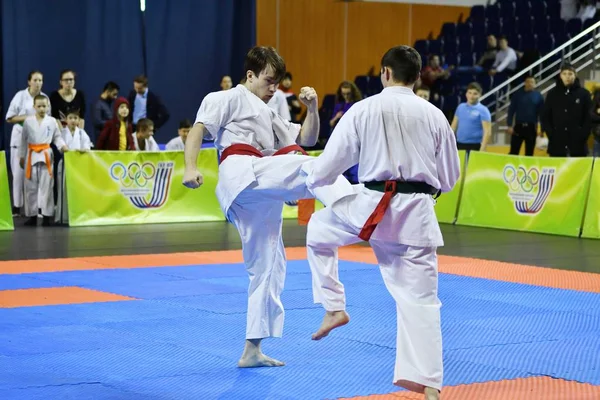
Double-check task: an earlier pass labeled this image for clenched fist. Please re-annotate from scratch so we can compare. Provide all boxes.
[182,168,204,189]
[299,86,318,110]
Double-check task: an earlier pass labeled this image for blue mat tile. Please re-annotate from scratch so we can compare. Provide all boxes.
[0,300,198,329]
[0,325,147,356]
[447,336,600,383]
[0,275,59,290]
[154,264,248,280]
[29,268,187,286]
[0,383,146,400]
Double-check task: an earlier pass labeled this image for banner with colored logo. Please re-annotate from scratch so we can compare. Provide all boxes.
[435,150,466,224]
[65,150,224,226]
[0,152,15,231]
[457,152,592,237]
[582,160,600,239]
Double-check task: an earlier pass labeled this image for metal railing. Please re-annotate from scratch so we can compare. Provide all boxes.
[479,19,600,143]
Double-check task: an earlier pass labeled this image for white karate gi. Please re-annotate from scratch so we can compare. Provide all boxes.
[267,89,292,121]
[165,136,185,151]
[195,84,353,340]
[55,127,92,224]
[303,86,461,392]
[5,89,51,209]
[132,132,160,152]
[19,115,66,217]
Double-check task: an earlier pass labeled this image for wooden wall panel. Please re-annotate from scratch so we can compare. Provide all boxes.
[346,2,411,85]
[410,4,470,42]
[255,0,471,102]
[256,0,278,48]
[277,0,346,106]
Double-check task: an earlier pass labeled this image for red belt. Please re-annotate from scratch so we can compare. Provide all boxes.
[219,143,308,164]
[358,180,397,241]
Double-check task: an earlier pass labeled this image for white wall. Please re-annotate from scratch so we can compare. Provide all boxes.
[359,0,493,6]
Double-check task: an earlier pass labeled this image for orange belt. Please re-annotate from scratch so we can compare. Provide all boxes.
[219,143,308,164]
[26,143,52,179]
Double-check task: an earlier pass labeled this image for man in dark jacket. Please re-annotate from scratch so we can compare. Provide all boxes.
[541,64,591,157]
[128,75,170,132]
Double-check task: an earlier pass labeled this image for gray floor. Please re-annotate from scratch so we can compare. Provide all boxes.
[1,218,599,273]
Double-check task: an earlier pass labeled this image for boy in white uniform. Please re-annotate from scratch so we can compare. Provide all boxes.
[165,120,192,151]
[182,46,353,368]
[19,95,68,226]
[55,110,92,224]
[132,118,160,152]
[303,46,461,400]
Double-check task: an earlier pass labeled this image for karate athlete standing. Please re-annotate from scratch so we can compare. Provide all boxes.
[303,46,460,400]
[182,46,353,369]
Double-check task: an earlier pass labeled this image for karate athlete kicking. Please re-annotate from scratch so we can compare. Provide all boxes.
[182,46,353,368]
[303,45,461,400]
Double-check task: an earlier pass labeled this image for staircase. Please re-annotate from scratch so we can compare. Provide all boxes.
[480,20,600,145]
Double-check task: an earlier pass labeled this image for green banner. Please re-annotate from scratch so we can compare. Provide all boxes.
[582,160,600,239]
[65,150,225,226]
[456,152,592,237]
[435,150,466,224]
[0,152,15,231]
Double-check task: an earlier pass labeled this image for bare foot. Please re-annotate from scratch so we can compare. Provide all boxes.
[238,353,285,368]
[311,310,350,340]
[424,387,440,400]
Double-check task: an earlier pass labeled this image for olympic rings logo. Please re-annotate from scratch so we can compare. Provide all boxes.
[110,162,156,188]
[502,165,540,193]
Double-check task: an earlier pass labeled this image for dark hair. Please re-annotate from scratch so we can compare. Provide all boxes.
[560,63,576,73]
[179,119,192,129]
[136,118,154,132]
[27,70,43,81]
[498,35,508,42]
[416,85,431,92]
[467,82,483,93]
[283,72,292,81]
[335,81,363,104]
[103,81,120,92]
[524,75,536,81]
[244,46,286,82]
[66,109,80,117]
[33,94,48,104]
[381,46,422,85]
[60,69,76,80]
[134,75,148,86]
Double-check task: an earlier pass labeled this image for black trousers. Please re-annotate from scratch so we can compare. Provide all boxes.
[509,123,536,156]
[457,142,480,152]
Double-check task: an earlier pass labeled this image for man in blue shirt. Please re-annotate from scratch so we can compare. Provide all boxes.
[507,76,544,156]
[451,82,492,152]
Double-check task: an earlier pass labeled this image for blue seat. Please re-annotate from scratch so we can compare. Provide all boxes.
[537,34,555,55]
[458,37,473,53]
[353,77,368,98]
[414,40,428,55]
[456,22,472,37]
[486,20,501,36]
[442,95,460,113]
[520,33,538,51]
[477,75,493,92]
[485,5,500,20]
[442,53,458,66]
[517,16,533,34]
[533,16,550,35]
[473,35,488,53]
[470,5,485,22]
[550,18,566,35]
[459,52,475,66]
[458,73,476,88]
[367,77,383,96]
[516,1,532,19]
[442,38,458,55]
[428,40,442,55]
[321,94,336,111]
[500,2,515,20]
[471,20,486,36]
[440,22,457,38]
[567,18,583,36]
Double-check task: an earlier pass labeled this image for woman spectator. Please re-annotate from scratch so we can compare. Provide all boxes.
[329,81,362,129]
[49,69,86,129]
[5,71,52,215]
